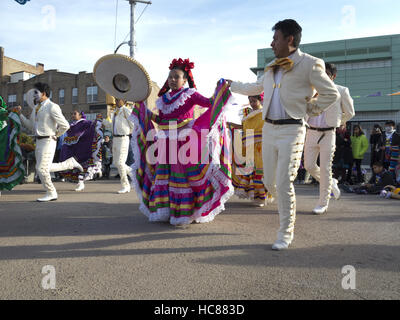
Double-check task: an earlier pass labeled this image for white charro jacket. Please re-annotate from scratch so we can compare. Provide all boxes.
[231,49,340,120]
[20,99,70,137]
[334,84,355,127]
[112,105,135,136]
[306,84,355,128]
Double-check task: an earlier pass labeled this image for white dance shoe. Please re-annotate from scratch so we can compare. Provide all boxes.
[37,192,58,202]
[331,178,341,200]
[255,199,265,207]
[272,240,291,251]
[118,186,131,194]
[75,181,85,192]
[70,157,84,172]
[312,205,328,215]
[266,195,276,205]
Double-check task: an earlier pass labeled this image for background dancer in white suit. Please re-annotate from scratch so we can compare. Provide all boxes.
[304,63,355,215]
[18,82,83,202]
[226,19,339,250]
[111,98,135,194]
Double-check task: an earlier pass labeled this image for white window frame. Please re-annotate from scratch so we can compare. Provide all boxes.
[59,89,65,105]
[87,86,98,104]
[72,87,78,104]
[8,94,17,107]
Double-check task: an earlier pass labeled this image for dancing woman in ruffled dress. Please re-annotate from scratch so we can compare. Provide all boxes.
[59,111,104,191]
[0,96,25,195]
[129,58,234,225]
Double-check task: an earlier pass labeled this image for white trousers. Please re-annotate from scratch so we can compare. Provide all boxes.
[262,123,306,242]
[304,129,336,207]
[112,136,132,189]
[35,138,78,194]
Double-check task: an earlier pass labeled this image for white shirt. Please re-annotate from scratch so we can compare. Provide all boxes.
[266,53,295,120]
[112,105,134,136]
[308,112,329,128]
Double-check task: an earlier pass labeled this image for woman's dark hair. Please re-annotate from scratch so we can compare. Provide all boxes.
[33,82,51,98]
[353,124,364,136]
[272,19,302,48]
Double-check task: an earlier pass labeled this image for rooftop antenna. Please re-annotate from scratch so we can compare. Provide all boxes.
[114,0,152,59]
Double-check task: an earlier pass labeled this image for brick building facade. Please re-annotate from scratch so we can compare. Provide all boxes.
[0,47,108,121]
[0,47,160,122]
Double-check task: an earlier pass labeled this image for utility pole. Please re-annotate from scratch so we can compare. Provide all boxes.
[129,0,136,58]
[115,0,152,58]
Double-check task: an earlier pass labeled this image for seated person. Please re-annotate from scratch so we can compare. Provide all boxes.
[342,162,395,194]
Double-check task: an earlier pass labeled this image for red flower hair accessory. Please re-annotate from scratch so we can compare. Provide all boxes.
[169,58,195,72]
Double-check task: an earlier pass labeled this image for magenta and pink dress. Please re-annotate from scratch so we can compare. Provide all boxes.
[129,80,234,225]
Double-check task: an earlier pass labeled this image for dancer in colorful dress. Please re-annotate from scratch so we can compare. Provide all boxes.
[129,58,234,225]
[0,96,25,196]
[59,110,104,192]
[231,94,268,206]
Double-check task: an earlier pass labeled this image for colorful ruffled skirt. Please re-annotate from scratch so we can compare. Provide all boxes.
[230,110,267,202]
[60,115,104,182]
[129,81,234,225]
[0,111,25,190]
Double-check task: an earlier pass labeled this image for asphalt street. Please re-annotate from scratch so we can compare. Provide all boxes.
[0,180,399,300]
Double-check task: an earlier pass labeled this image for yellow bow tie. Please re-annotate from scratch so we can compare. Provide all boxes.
[265,57,294,72]
[35,103,42,114]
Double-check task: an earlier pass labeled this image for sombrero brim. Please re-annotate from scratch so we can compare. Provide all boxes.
[93,54,152,102]
[26,88,37,110]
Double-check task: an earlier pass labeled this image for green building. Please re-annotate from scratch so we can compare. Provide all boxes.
[252,34,400,164]
[252,34,400,129]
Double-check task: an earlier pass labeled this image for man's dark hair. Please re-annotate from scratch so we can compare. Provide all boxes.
[272,19,302,48]
[372,161,384,167]
[249,95,262,102]
[33,82,51,98]
[325,63,337,77]
[385,120,396,127]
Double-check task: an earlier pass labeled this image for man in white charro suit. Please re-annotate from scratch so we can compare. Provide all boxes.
[18,82,83,202]
[227,19,340,250]
[304,62,355,215]
[111,98,135,194]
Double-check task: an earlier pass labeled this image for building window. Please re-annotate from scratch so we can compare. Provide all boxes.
[8,94,17,107]
[59,89,65,105]
[72,88,78,104]
[87,86,98,103]
[23,93,28,107]
[336,59,392,71]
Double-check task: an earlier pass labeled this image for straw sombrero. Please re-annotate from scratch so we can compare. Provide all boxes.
[25,88,38,110]
[93,54,152,102]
